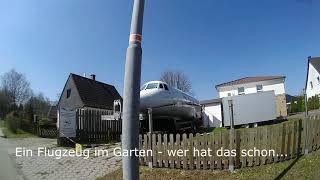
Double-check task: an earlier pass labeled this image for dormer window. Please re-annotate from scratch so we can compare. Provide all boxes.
[238,87,245,95]
[310,81,313,89]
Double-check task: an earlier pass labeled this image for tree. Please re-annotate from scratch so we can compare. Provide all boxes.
[23,102,34,123]
[160,70,193,94]
[1,69,31,105]
[0,90,9,118]
[26,92,51,117]
[297,96,304,112]
[289,96,306,113]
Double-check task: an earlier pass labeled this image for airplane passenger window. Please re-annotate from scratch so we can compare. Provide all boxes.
[164,84,169,90]
[146,83,158,89]
[159,84,164,89]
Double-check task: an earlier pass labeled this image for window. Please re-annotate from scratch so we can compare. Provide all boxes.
[146,83,158,90]
[310,81,314,89]
[317,77,320,84]
[66,89,71,98]
[228,93,231,96]
[140,84,147,91]
[159,84,164,89]
[256,84,263,92]
[238,87,245,95]
[164,84,169,91]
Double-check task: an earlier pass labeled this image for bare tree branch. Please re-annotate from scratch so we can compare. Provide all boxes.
[1,69,32,105]
[160,70,193,94]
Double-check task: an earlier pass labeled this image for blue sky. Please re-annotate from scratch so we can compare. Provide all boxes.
[0,0,319,101]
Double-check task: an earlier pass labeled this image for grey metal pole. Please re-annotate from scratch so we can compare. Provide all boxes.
[304,90,308,118]
[228,100,234,171]
[122,0,145,180]
[148,108,153,133]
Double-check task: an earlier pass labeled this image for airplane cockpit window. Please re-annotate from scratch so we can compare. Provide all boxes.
[164,84,169,90]
[140,84,147,91]
[146,83,158,90]
[159,84,164,89]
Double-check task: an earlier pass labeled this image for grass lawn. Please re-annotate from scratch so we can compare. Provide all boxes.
[100,149,320,180]
[0,120,35,138]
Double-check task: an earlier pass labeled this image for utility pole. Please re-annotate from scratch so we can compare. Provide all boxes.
[122,0,145,180]
[148,108,153,133]
[228,100,235,172]
[304,56,311,155]
[304,89,308,118]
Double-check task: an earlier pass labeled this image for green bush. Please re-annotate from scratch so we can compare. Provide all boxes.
[308,95,320,110]
[38,117,50,126]
[5,111,21,133]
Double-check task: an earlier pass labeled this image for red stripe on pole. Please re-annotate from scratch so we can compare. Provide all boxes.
[129,34,142,42]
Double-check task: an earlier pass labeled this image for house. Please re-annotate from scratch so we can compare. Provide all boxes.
[305,56,320,99]
[200,98,223,128]
[57,73,122,142]
[215,76,287,117]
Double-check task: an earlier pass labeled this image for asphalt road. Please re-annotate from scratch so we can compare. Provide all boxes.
[288,109,320,119]
[0,129,21,180]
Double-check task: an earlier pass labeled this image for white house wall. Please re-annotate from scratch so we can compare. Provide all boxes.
[202,104,222,128]
[306,63,320,99]
[218,79,285,98]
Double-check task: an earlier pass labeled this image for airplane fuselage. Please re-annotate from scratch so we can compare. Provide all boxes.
[139,81,202,131]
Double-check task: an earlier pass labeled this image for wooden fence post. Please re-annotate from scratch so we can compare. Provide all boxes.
[229,128,235,171]
[210,132,215,170]
[148,133,153,168]
[189,133,194,170]
[182,134,187,169]
[304,116,310,155]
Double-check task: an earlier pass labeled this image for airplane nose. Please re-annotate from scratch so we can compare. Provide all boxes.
[140,90,158,110]
[140,92,150,109]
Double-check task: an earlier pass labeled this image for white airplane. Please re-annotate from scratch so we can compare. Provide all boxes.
[139,81,202,132]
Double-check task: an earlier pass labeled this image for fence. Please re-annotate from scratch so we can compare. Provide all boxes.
[20,120,58,138]
[139,116,320,170]
[37,125,58,138]
[76,108,122,144]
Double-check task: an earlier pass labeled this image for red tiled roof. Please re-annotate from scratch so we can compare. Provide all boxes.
[215,76,285,88]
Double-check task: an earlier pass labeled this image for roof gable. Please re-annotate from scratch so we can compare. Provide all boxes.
[58,73,122,109]
[71,74,122,109]
[306,57,320,92]
[216,76,285,89]
[309,57,320,74]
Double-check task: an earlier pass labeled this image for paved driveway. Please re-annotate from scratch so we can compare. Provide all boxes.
[0,130,121,180]
[0,129,23,180]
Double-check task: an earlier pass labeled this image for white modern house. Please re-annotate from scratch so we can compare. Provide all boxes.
[305,56,320,99]
[215,76,287,117]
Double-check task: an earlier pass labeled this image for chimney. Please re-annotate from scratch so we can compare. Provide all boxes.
[90,74,96,81]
